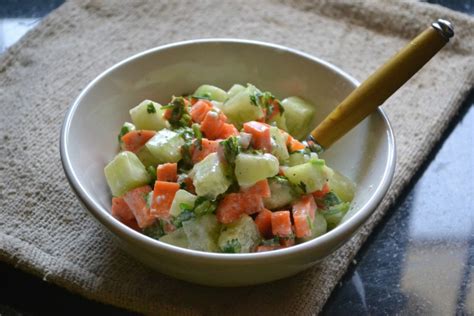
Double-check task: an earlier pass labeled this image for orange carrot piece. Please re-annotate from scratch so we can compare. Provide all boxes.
[150,181,180,219]
[201,111,227,140]
[190,100,213,123]
[285,133,305,152]
[191,138,219,163]
[216,193,244,224]
[182,177,196,194]
[156,163,178,182]
[271,210,293,237]
[111,197,140,230]
[121,130,156,153]
[219,123,239,139]
[255,208,273,238]
[243,121,272,152]
[242,194,264,215]
[123,185,154,229]
[292,195,317,238]
[241,179,271,199]
[312,182,330,199]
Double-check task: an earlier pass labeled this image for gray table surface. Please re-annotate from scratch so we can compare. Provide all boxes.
[0,0,472,315]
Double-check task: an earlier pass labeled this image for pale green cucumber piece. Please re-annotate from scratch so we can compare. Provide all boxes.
[135,146,161,168]
[284,158,327,193]
[299,212,327,242]
[281,96,315,140]
[263,177,295,210]
[234,153,279,187]
[222,84,264,127]
[159,228,189,248]
[169,190,197,217]
[322,202,350,229]
[190,153,232,199]
[270,127,289,164]
[182,214,220,252]
[194,84,228,102]
[145,129,184,164]
[270,113,288,131]
[218,214,261,253]
[328,168,356,202]
[288,151,318,167]
[104,151,150,197]
[227,84,245,99]
[129,100,169,131]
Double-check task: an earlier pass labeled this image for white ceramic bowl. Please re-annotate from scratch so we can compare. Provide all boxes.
[60,39,395,286]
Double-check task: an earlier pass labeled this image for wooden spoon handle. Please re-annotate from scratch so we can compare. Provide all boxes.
[309,19,454,150]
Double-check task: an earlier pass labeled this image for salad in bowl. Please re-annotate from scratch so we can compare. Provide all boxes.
[104,83,355,253]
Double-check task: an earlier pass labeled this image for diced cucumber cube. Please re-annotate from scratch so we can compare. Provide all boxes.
[218,214,261,253]
[183,214,220,252]
[222,84,264,127]
[104,151,150,197]
[190,153,232,199]
[145,129,184,164]
[234,153,279,187]
[169,190,197,217]
[159,228,189,248]
[194,84,228,102]
[328,168,356,202]
[284,159,327,193]
[135,146,161,168]
[263,177,295,210]
[129,100,169,131]
[322,202,350,229]
[270,113,288,131]
[281,96,315,140]
[270,127,289,163]
[288,151,317,167]
[227,84,245,99]
[299,212,327,242]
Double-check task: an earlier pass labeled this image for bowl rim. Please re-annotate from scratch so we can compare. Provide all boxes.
[60,38,396,262]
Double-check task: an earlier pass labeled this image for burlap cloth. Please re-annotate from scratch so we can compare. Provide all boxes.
[1,0,473,314]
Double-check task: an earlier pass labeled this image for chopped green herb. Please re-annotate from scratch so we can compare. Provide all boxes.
[172,210,195,228]
[179,203,194,212]
[145,191,153,209]
[143,221,164,239]
[249,95,258,106]
[117,122,135,144]
[298,181,307,193]
[323,191,342,208]
[146,102,156,114]
[146,165,157,184]
[193,197,217,216]
[164,96,192,128]
[220,136,240,166]
[192,123,202,150]
[222,239,241,253]
[261,236,280,246]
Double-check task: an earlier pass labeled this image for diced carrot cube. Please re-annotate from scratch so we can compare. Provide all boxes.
[111,197,140,230]
[241,179,271,198]
[219,123,239,139]
[150,181,180,219]
[255,208,273,238]
[123,185,154,229]
[243,121,272,152]
[285,133,305,152]
[312,182,330,199]
[190,100,213,123]
[201,111,227,140]
[156,163,178,182]
[271,210,293,237]
[191,138,219,163]
[242,194,264,215]
[292,195,317,238]
[216,193,244,224]
[121,130,156,153]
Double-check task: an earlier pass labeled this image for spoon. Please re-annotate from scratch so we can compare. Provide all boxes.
[306,19,454,153]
